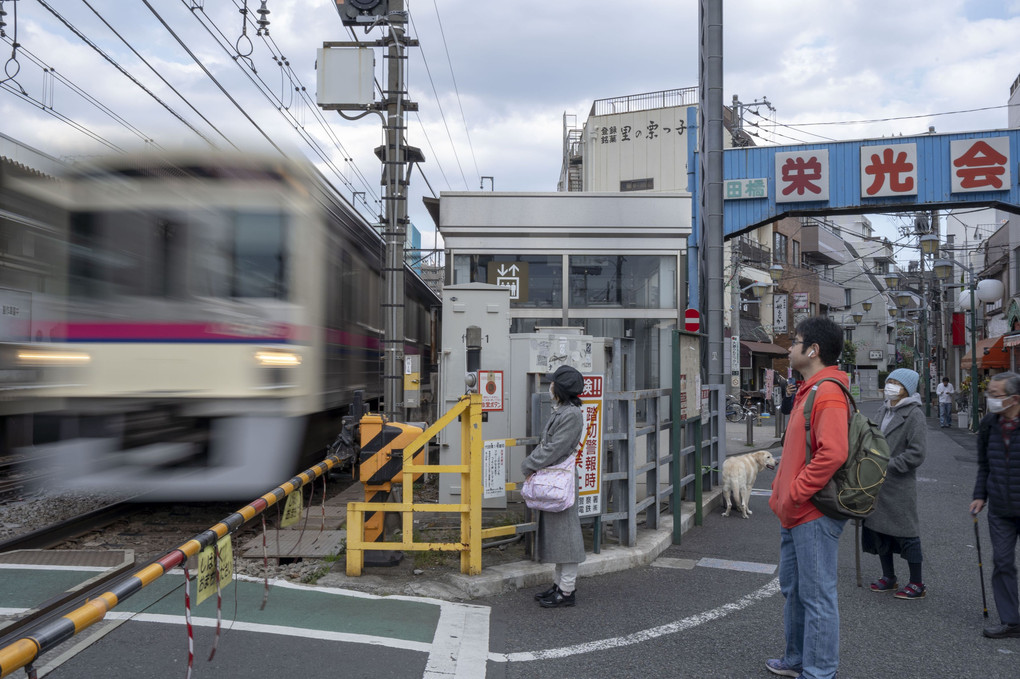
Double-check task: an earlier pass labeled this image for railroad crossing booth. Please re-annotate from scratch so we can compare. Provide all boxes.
[431,192,693,528]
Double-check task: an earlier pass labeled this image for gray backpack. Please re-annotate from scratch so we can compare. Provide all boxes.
[804,378,891,520]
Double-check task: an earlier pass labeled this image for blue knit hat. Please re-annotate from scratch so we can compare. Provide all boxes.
[886,368,919,396]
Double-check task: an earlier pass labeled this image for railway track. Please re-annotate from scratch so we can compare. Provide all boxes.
[0,501,137,553]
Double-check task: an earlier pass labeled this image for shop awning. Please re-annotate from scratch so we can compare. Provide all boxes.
[741,340,789,357]
[961,335,1009,370]
[1003,332,1020,349]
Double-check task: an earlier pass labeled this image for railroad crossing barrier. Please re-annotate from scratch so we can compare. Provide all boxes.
[0,453,347,679]
[347,393,538,576]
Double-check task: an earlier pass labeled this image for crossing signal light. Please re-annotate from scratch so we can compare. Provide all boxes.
[334,0,389,26]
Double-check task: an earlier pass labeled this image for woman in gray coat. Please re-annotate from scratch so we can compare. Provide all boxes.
[864,368,928,599]
[522,365,587,608]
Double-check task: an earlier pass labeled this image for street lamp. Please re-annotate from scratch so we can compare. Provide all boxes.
[769,264,784,282]
[933,258,1003,431]
[884,273,900,289]
[852,312,864,324]
[862,300,873,312]
[896,291,914,307]
[888,306,899,317]
[919,234,940,256]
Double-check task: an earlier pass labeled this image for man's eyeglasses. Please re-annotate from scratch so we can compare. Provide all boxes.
[790,339,804,346]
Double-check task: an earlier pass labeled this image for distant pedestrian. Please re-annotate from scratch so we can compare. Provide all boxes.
[766,317,849,679]
[970,371,1020,639]
[937,377,956,428]
[863,368,928,599]
[780,372,800,416]
[523,365,586,608]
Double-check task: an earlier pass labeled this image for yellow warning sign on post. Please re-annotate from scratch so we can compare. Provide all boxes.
[281,489,303,527]
[197,535,233,605]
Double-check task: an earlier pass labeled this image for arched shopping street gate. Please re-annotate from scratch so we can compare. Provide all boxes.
[687,127,1020,301]
[693,128,1020,240]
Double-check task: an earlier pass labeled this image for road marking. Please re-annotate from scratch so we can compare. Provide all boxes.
[697,557,777,574]
[651,557,696,570]
[750,488,772,496]
[489,577,781,663]
[425,599,491,678]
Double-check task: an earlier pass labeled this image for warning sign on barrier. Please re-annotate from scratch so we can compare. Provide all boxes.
[281,490,303,528]
[197,535,233,605]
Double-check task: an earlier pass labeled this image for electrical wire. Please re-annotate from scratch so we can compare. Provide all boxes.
[141,0,286,156]
[0,80,123,152]
[79,0,235,150]
[429,0,479,186]
[223,0,383,210]
[34,0,218,149]
[780,103,1017,128]
[1,35,160,149]
[414,110,450,192]
[407,9,468,189]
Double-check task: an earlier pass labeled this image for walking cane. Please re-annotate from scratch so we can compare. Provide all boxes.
[973,512,989,619]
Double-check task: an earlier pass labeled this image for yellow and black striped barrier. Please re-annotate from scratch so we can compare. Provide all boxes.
[0,454,344,679]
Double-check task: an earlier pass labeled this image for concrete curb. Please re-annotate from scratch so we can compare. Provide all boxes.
[320,488,724,601]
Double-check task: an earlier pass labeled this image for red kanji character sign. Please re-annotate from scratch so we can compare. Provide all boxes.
[775,150,829,202]
[951,137,1011,193]
[861,144,917,197]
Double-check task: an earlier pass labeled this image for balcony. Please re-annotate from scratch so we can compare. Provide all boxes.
[817,277,845,309]
[737,237,771,270]
[801,223,847,266]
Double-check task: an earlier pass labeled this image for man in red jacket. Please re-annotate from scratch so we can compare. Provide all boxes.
[766,317,849,679]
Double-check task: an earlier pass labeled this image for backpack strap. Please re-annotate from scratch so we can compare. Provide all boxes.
[803,377,854,465]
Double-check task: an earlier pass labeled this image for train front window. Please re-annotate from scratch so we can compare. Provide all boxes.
[233,211,287,299]
[69,209,289,300]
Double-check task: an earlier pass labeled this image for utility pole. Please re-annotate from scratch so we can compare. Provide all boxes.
[323,1,420,421]
[700,0,725,454]
[381,0,409,422]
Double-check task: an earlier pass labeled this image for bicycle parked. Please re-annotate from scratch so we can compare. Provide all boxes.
[725,394,760,422]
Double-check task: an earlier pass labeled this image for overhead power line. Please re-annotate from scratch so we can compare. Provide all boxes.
[140,0,286,156]
[34,0,220,148]
[430,0,479,186]
[408,9,468,189]
[79,0,236,150]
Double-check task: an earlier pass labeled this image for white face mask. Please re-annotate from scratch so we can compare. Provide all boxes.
[884,383,903,400]
[987,396,1009,414]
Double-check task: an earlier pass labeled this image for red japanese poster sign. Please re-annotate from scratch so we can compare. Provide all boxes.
[775,149,829,202]
[576,375,603,518]
[860,143,917,197]
[479,370,503,411]
[950,137,1011,193]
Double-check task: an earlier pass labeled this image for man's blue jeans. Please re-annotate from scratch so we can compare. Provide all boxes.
[779,515,846,679]
[939,402,952,426]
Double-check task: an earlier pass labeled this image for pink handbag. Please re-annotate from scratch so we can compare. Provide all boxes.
[521,455,576,512]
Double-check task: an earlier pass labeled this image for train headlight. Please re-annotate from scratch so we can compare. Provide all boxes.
[17,349,91,366]
[254,350,301,367]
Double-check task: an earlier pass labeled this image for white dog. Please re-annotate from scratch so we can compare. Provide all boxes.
[721,450,777,519]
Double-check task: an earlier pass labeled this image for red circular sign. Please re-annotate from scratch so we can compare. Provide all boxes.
[684,308,700,332]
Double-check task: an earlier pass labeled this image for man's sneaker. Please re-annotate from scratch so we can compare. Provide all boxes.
[894,583,926,599]
[983,623,1020,639]
[869,576,898,593]
[765,658,802,677]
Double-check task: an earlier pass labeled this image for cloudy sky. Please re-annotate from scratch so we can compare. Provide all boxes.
[2,0,1019,245]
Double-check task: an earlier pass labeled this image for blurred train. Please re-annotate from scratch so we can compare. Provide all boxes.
[10,152,440,500]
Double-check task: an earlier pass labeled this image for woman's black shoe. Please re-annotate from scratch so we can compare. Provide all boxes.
[534,584,559,601]
[539,589,575,608]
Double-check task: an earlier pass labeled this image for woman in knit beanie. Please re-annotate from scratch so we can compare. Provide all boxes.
[863,368,928,599]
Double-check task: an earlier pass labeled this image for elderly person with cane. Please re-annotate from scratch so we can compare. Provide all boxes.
[970,371,1020,639]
